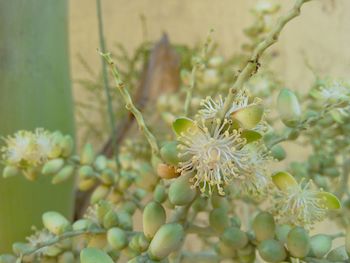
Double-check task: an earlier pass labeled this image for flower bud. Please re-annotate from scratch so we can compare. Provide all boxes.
[211,193,230,211]
[270,145,286,161]
[42,158,65,175]
[168,174,196,206]
[0,254,16,263]
[80,144,95,165]
[327,245,349,261]
[78,178,96,191]
[192,196,208,211]
[153,184,167,203]
[60,135,74,157]
[275,224,291,243]
[51,165,74,184]
[117,211,133,230]
[216,241,237,258]
[103,210,119,229]
[209,207,230,234]
[42,211,71,235]
[135,162,158,191]
[80,248,113,263]
[277,88,301,128]
[258,239,287,263]
[157,163,178,179]
[100,168,115,185]
[138,233,150,252]
[287,227,310,258]
[107,227,127,250]
[129,234,141,253]
[72,219,91,231]
[149,223,184,260]
[252,212,275,241]
[58,251,75,263]
[91,185,110,204]
[94,155,108,171]
[221,227,248,249]
[160,141,181,165]
[2,166,21,178]
[143,202,166,239]
[310,234,332,258]
[79,165,95,180]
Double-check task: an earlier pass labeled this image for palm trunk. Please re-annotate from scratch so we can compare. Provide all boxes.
[0,0,75,252]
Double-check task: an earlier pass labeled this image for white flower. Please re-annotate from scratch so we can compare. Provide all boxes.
[26,228,56,255]
[1,130,36,166]
[319,81,350,102]
[177,118,250,195]
[272,180,327,227]
[34,128,55,161]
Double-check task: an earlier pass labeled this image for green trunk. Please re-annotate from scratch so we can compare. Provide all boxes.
[0,0,75,252]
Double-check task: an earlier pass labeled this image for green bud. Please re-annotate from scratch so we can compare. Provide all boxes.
[42,158,65,175]
[118,173,133,190]
[52,165,74,184]
[231,216,242,228]
[100,168,115,185]
[258,239,287,263]
[80,248,113,263]
[80,144,95,165]
[149,223,184,260]
[143,201,166,239]
[120,201,137,215]
[277,88,301,128]
[96,201,112,222]
[94,155,108,171]
[103,210,119,229]
[168,174,196,206]
[91,185,110,204]
[327,245,349,261]
[73,219,91,231]
[117,211,133,230]
[221,227,248,249]
[153,184,167,203]
[211,193,230,211]
[107,227,127,250]
[275,224,291,243]
[160,141,181,165]
[129,235,141,253]
[60,135,74,157]
[270,145,286,161]
[0,254,16,263]
[58,251,75,263]
[286,128,299,140]
[192,196,208,211]
[252,212,275,241]
[12,242,32,255]
[44,245,62,257]
[216,241,237,258]
[137,233,150,252]
[209,207,230,234]
[2,166,21,178]
[287,227,310,258]
[78,178,96,191]
[135,162,158,191]
[310,234,332,258]
[79,165,95,180]
[42,211,70,235]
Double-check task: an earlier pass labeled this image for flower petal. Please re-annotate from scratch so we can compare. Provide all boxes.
[231,104,264,129]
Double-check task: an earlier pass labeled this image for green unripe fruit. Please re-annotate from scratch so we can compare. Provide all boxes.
[209,207,230,234]
[60,135,74,157]
[149,223,184,260]
[310,234,332,258]
[168,174,196,206]
[270,145,286,161]
[91,185,110,204]
[80,144,95,165]
[275,224,291,243]
[153,184,167,203]
[52,165,74,184]
[287,227,310,258]
[42,211,71,235]
[221,227,248,249]
[252,212,275,241]
[258,239,287,263]
[143,201,166,239]
[103,210,119,229]
[277,88,301,128]
[160,141,181,165]
[80,248,113,263]
[327,245,349,261]
[107,228,127,250]
[58,251,75,263]
[0,254,16,263]
[42,158,65,175]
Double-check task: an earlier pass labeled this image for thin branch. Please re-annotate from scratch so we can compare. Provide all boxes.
[100,52,160,156]
[220,0,312,119]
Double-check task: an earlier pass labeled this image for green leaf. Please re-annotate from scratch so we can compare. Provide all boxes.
[272,171,298,191]
[318,192,341,210]
[80,248,114,263]
[172,117,196,136]
[241,130,262,143]
[231,104,264,129]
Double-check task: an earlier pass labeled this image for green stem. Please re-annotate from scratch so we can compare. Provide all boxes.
[220,0,311,119]
[100,53,160,156]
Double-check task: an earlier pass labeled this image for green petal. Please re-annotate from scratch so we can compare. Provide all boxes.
[231,104,264,129]
[172,117,196,136]
[240,130,262,143]
[272,171,298,191]
[318,192,341,210]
